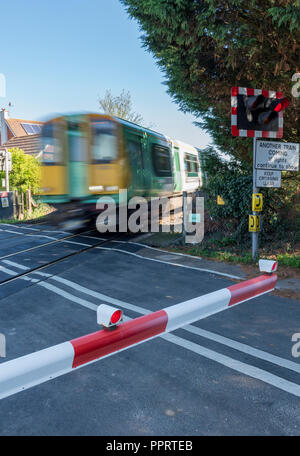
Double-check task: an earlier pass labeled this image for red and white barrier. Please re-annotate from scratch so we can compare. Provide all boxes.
[0,270,277,400]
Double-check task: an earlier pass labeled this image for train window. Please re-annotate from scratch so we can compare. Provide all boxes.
[184,153,199,177]
[152,145,172,177]
[91,121,118,163]
[68,122,85,162]
[41,123,63,165]
[127,140,144,169]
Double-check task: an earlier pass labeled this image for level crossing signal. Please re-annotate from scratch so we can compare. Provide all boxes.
[231,87,290,138]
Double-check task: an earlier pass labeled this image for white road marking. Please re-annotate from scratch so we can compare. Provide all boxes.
[1,261,300,397]
[183,325,300,374]
[80,235,106,241]
[0,229,58,241]
[0,229,242,280]
[0,234,242,280]
[2,260,29,271]
[0,224,40,231]
[61,240,91,247]
[0,265,19,276]
[0,235,92,261]
[0,224,70,234]
[37,282,98,311]
[0,241,60,260]
[97,238,240,279]
[3,282,300,399]
[45,273,300,375]
[0,265,36,282]
[161,333,300,397]
[96,246,242,279]
[2,259,300,376]
[39,274,150,315]
[39,230,71,234]
[127,241,205,259]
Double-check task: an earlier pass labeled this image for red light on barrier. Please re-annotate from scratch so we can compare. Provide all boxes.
[110,310,122,325]
[97,304,124,328]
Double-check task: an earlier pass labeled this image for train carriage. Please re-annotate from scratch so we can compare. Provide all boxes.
[39,113,203,228]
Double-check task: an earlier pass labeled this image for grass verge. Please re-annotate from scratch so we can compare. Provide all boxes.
[0,203,54,224]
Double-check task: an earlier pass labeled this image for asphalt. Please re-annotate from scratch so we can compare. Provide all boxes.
[135,233,300,293]
[0,222,299,436]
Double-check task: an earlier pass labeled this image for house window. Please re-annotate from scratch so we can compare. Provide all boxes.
[152,144,172,177]
[184,153,199,177]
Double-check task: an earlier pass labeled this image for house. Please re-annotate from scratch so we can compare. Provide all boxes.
[0,108,43,155]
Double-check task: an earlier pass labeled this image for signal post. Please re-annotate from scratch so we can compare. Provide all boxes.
[231,86,291,260]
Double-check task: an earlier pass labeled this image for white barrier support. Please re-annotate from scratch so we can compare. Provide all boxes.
[0,268,277,400]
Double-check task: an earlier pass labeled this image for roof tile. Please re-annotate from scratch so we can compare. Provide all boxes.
[6,118,43,137]
[0,134,42,155]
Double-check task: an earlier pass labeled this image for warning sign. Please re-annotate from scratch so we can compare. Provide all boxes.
[1,197,9,208]
[217,195,225,205]
[256,170,281,188]
[256,140,299,171]
[252,193,263,212]
[249,215,260,232]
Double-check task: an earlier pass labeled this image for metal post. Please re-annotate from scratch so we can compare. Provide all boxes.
[4,149,9,192]
[252,138,258,260]
[13,190,17,218]
[26,189,32,217]
[182,191,187,245]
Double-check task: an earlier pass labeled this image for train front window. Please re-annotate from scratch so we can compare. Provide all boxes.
[91,121,118,163]
[41,123,62,165]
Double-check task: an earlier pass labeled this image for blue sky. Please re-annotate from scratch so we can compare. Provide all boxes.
[0,0,211,148]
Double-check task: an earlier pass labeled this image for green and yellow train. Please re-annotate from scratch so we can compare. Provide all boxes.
[39,113,204,228]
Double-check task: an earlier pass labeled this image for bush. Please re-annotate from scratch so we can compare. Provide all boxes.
[201,146,300,244]
[0,148,41,194]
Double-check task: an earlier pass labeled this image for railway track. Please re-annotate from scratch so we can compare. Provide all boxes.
[0,195,185,287]
[0,226,127,287]
[0,226,98,261]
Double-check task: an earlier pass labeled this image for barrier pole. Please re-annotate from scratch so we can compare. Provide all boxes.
[0,271,277,400]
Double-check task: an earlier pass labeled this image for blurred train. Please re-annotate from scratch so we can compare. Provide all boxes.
[39,113,204,229]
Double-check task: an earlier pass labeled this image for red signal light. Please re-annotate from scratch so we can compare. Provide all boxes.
[258,97,290,125]
[232,87,289,138]
[110,310,122,324]
[274,97,290,112]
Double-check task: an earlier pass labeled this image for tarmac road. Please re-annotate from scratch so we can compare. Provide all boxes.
[0,222,299,436]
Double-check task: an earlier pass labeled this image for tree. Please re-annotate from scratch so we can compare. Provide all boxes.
[99,89,144,124]
[0,148,41,194]
[120,0,300,162]
[201,146,299,242]
[121,0,300,237]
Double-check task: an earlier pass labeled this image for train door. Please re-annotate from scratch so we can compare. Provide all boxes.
[173,145,182,192]
[183,152,200,192]
[125,133,146,196]
[150,141,174,196]
[67,118,88,199]
[40,120,68,200]
[88,118,121,193]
